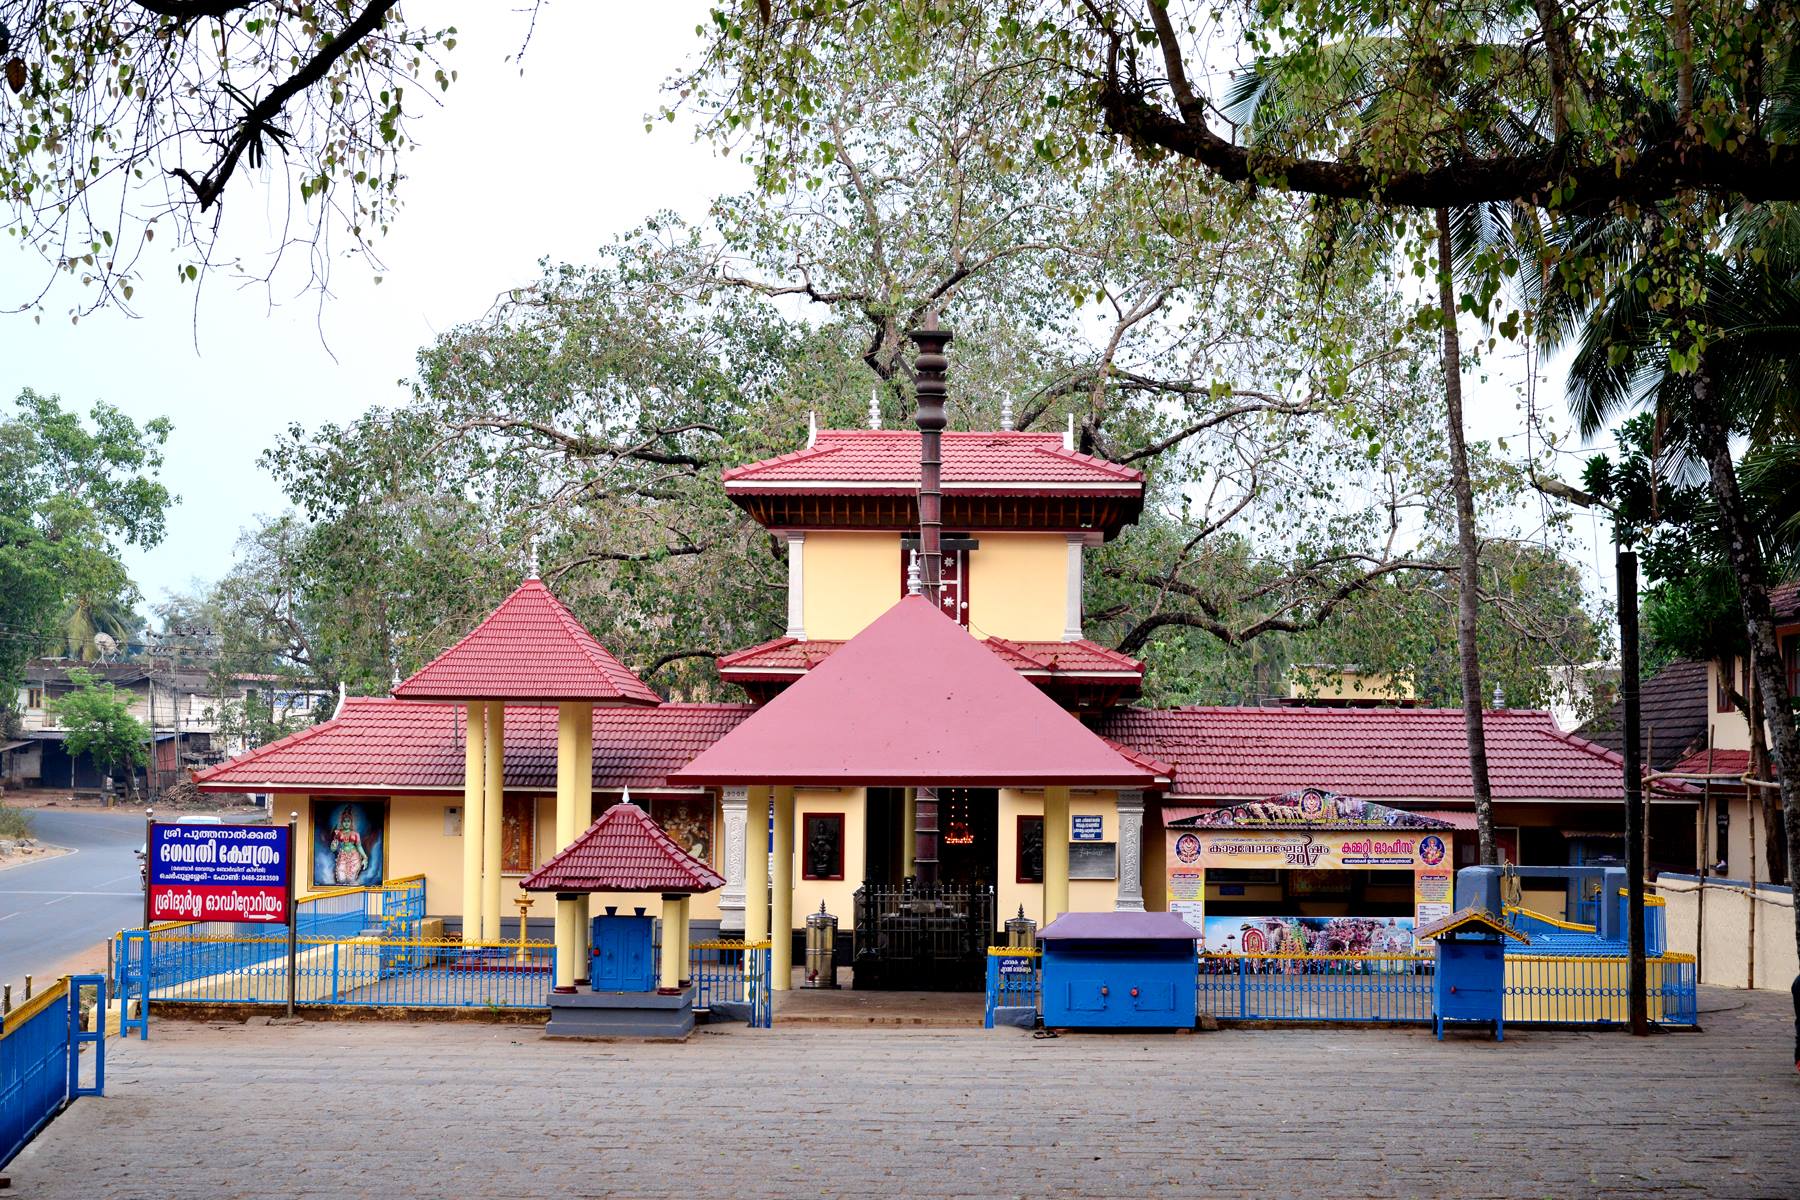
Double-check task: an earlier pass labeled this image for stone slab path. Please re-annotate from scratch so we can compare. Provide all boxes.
[10,986,1797,1199]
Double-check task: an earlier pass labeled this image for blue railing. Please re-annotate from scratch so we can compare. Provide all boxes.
[983,948,1043,1027]
[2,975,104,1169]
[1198,954,1435,1023]
[689,941,772,1028]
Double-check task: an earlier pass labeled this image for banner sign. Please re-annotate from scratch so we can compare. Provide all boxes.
[1172,830,1449,871]
[1070,814,1105,841]
[148,823,292,924]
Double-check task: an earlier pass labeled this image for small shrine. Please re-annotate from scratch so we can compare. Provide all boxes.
[523,798,725,1038]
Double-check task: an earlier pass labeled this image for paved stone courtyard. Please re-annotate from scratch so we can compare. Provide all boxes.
[10,986,1798,1199]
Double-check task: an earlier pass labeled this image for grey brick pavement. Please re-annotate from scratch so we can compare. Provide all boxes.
[9,986,1798,1199]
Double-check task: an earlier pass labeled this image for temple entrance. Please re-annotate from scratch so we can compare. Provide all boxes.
[855,787,999,990]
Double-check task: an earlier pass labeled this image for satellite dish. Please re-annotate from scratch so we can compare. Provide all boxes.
[93,632,118,661]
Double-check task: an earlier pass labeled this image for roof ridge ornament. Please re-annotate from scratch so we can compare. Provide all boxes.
[868,389,881,430]
[1064,414,1075,451]
[906,549,922,596]
[807,410,818,448]
[1000,393,1014,432]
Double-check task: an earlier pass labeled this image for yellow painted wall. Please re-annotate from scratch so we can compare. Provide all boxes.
[998,789,1121,928]
[967,533,1068,642]
[1707,660,1752,750]
[1288,667,1415,701]
[802,532,900,639]
[788,787,865,928]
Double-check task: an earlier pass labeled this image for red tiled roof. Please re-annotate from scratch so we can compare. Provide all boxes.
[718,635,1143,678]
[1667,748,1752,778]
[722,430,1143,494]
[1772,581,1799,623]
[1098,706,1689,802]
[192,698,753,793]
[392,578,660,704]
[671,596,1158,788]
[523,801,724,894]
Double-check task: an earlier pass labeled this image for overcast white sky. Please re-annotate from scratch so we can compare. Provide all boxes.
[8,1,1618,617]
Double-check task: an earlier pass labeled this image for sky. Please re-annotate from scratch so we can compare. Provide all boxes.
[8,1,1619,619]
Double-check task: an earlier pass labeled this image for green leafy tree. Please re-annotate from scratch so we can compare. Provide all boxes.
[0,1,471,316]
[52,667,149,791]
[0,390,172,708]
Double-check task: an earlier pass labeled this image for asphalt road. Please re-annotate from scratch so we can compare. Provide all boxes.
[0,807,269,995]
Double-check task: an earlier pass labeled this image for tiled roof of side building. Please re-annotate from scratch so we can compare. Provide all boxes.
[192,698,755,793]
[523,802,725,894]
[722,430,1143,491]
[392,578,661,704]
[1578,658,1711,772]
[1772,580,1799,622]
[1097,705,1686,802]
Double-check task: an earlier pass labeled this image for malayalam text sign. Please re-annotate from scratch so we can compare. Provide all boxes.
[148,823,292,923]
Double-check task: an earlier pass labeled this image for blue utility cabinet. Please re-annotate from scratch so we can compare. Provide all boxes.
[1418,906,1526,1041]
[589,913,655,993]
[1038,911,1198,1030]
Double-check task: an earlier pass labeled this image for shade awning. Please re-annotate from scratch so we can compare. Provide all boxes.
[668,596,1157,789]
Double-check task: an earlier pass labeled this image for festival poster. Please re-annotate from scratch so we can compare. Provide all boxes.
[1200,914,1417,955]
[311,799,386,888]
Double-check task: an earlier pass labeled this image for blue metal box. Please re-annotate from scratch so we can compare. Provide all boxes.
[1419,906,1528,1041]
[589,913,656,993]
[1038,911,1198,1030]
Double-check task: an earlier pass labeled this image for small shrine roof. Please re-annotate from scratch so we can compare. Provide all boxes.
[670,595,1158,789]
[392,578,661,705]
[1414,907,1531,943]
[522,801,724,894]
[1039,911,1199,942]
[722,430,1143,495]
[192,698,752,794]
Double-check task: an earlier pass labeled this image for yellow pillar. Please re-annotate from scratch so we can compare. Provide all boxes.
[1044,786,1071,925]
[771,785,795,991]
[673,894,692,987]
[902,787,917,880]
[553,703,580,991]
[744,786,770,944]
[572,705,593,982]
[482,703,505,942]
[460,702,486,942]
[658,893,683,990]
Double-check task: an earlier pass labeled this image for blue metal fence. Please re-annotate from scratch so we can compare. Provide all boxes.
[1198,953,1436,1022]
[689,941,772,1028]
[2,975,105,1169]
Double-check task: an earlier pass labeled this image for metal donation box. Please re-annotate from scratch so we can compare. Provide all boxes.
[1416,906,1528,1041]
[589,909,656,993]
[1038,911,1198,1030]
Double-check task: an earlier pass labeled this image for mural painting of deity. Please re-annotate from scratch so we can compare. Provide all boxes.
[311,799,386,888]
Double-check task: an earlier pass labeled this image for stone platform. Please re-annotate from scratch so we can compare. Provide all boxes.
[545,984,693,1039]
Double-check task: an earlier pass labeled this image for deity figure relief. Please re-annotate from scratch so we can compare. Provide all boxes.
[329,807,368,886]
[659,803,709,861]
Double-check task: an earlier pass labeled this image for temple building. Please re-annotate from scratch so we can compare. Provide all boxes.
[194,323,1698,990]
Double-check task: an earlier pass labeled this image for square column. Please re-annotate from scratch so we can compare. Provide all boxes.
[482,703,505,942]
[719,786,749,934]
[658,892,685,991]
[1114,790,1146,911]
[901,787,917,879]
[771,785,795,991]
[783,533,807,638]
[553,703,581,992]
[461,702,486,941]
[744,786,770,944]
[1062,535,1084,640]
[674,894,692,987]
[1043,786,1071,925]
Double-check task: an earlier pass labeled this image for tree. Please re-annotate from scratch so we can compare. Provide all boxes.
[52,667,149,792]
[0,1,470,315]
[0,390,172,707]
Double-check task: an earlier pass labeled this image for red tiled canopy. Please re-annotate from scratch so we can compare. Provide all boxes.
[522,801,725,894]
[722,430,1143,495]
[392,578,660,705]
[670,595,1158,789]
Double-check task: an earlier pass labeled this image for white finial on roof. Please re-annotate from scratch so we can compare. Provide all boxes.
[621,786,633,808]
[335,680,346,717]
[868,389,881,430]
[807,409,818,448]
[1000,393,1014,432]
[906,549,922,596]
[1063,413,1075,451]
[526,532,539,580]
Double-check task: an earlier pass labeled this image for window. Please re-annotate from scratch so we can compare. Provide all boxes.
[24,686,44,711]
[1784,633,1799,699]
[899,537,974,628]
[801,813,844,881]
[501,796,537,874]
[1016,815,1044,883]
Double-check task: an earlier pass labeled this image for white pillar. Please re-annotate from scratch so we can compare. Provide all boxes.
[784,532,807,639]
[1062,535,1084,641]
[1114,790,1146,911]
[720,786,749,934]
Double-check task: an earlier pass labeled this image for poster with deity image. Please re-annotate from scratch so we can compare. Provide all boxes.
[312,799,386,888]
[650,796,713,865]
[501,796,536,874]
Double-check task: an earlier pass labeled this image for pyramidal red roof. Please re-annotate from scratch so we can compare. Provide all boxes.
[522,801,725,894]
[722,430,1143,494]
[392,578,660,705]
[670,595,1157,788]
